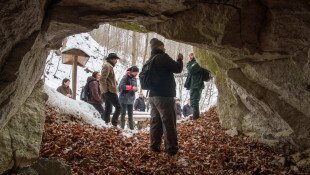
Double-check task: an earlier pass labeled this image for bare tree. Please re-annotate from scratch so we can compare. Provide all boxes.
[142,33,149,65]
[131,31,138,65]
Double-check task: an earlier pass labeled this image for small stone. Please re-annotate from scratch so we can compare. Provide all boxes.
[225,127,238,137]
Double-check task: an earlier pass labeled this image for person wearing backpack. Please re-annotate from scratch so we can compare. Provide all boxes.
[100,53,122,126]
[184,53,209,120]
[143,38,183,156]
[87,71,105,120]
[118,66,139,130]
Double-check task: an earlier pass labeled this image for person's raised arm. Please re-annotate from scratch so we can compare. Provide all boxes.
[161,53,183,73]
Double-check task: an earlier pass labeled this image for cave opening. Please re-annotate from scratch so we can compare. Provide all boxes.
[0,0,310,174]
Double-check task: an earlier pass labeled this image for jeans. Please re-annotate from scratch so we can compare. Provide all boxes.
[91,103,105,120]
[149,96,178,154]
[120,104,134,130]
[190,88,203,119]
[103,92,121,126]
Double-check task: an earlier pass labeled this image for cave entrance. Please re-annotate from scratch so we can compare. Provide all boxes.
[43,23,218,130]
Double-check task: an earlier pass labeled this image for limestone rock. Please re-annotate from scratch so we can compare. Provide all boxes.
[17,158,71,175]
[225,127,238,137]
[0,82,48,174]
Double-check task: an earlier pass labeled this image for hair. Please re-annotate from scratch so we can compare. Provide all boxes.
[92,71,99,78]
[62,78,70,85]
[128,66,139,72]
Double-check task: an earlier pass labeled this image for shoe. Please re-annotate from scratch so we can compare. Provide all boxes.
[150,147,161,153]
[166,151,177,156]
[192,109,200,120]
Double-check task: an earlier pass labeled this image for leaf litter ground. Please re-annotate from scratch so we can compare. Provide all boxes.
[40,107,297,175]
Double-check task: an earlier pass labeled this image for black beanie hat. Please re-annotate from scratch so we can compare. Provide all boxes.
[106,53,120,60]
[150,38,164,50]
[128,66,139,72]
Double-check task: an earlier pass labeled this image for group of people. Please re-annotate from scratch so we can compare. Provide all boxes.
[56,37,209,156]
[175,99,194,119]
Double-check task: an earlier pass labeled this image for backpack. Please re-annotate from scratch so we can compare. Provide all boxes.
[80,81,93,101]
[139,55,158,90]
[202,69,211,82]
[80,86,88,101]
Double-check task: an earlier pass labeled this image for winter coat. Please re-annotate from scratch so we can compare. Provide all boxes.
[183,104,193,117]
[134,97,146,111]
[118,72,137,104]
[100,62,117,94]
[149,49,183,97]
[184,58,205,90]
[56,85,72,97]
[87,76,103,104]
[175,103,182,115]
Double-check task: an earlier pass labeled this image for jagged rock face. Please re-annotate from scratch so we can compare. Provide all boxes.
[0,81,47,174]
[147,0,310,152]
[0,0,309,173]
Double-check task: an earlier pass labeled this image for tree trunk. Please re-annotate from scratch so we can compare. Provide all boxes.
[131,31,137,65]
[142,33,149,65]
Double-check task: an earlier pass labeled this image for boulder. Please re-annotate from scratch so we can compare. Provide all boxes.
[17,158,71,175]
[0,81,48,174]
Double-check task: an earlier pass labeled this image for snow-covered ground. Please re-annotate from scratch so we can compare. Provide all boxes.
[44,85,108,128]
[44,33,128,97]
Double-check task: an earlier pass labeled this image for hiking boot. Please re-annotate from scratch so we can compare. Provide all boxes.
[192,109,200,120]
[166,151,178,156]
[150,147,161,153]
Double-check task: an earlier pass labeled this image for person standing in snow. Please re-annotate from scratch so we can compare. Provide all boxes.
[134,93,146,112]
[184,53,205,120]
[118,66,139,130]
[182,100,193,117]
[87,71,105,120]
[175,99,182,120]
[57,78,72,98]
[148,38,183,156]
[100,53,122,126]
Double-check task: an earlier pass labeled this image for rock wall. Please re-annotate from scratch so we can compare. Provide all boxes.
[146,0,310,153]
[0,81,47,174]
[0,0,309,173]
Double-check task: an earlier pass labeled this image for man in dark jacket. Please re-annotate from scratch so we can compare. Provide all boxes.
[118,66,139,130]
[148,38,183,156]
[183,100,193,117]
[87,71,105,120]
[184,53,204,120]
[100,53,122,126]
[134,93,146,111]
[57,78,72,98]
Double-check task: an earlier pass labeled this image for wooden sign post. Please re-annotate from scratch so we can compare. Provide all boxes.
[61,48,90,100]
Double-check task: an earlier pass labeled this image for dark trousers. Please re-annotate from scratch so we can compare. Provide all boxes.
[104,92,121,126]
[190,88,203,119]
[120,104,134,130]
[91,103,105,120]
[149,97,178,154]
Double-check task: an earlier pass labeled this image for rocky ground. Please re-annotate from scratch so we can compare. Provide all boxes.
[40,107,299,175]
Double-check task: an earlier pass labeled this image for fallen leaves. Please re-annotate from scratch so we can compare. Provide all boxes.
[40,107,295,175]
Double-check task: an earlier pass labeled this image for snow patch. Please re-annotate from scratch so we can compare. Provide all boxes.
[44,85,108,128]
